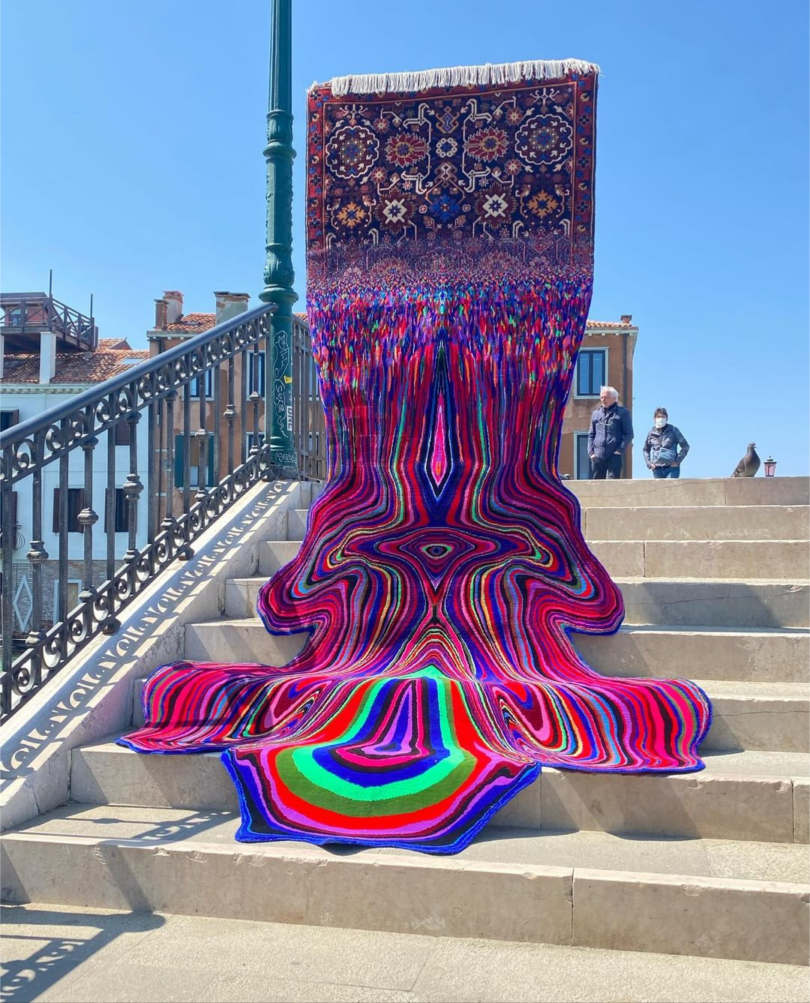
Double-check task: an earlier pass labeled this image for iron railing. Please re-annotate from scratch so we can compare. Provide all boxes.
[292,315,327,481]
[0,304,326,722]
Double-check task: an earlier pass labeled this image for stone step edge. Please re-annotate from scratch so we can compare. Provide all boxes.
[2,826,806,965]
[288,511,810,548]
[582,505,810,512]
[189,617,810,638]
[130,675,810,704]
[251,562,810,588]
[79,738,810,784]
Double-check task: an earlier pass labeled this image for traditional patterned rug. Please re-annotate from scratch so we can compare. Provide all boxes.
[122,60,712,853]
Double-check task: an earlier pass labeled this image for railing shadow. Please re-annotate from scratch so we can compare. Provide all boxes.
[0,904,164,1003]
[0,482,291,784]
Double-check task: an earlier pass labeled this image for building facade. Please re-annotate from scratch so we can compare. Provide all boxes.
[147,290,261,524]
[559,315,639,479]
[0,294,149,637]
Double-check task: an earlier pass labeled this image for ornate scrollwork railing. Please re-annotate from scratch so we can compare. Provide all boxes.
[0,304,325,722]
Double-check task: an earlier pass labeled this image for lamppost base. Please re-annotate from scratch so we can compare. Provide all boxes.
[265,462,298,481]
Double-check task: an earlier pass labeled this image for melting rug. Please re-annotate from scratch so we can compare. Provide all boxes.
[122,59,711,853]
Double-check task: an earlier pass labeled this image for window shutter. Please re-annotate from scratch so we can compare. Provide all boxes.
[114,421,131,446]
[174,435,184,488]
[0,409,20,432]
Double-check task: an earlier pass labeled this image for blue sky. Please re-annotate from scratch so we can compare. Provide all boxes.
[2,0,808,476]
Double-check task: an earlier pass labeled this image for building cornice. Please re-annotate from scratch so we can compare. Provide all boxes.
[0,385,88,394]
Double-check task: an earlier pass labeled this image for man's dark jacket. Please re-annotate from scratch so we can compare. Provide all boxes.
[587,403,634,459]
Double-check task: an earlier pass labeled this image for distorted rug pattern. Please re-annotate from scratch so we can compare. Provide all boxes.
[122,60,712,853]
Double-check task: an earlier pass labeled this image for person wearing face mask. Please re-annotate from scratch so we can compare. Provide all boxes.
[587,386,634,479]
[643,408,689,478]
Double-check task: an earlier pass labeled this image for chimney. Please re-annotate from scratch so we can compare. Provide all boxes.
[620,314,633,325]
[154,298,168,330]
[39,332,57,384]
[214,291,250,325]
[164,291,184,325]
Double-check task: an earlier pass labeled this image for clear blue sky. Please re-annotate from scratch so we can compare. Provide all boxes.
[2,0,808,476]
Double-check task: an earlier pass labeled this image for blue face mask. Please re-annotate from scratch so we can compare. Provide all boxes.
[654,417,667,429]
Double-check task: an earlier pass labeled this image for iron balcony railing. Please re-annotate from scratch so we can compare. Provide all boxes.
[0,293,98,352]
[0,304,326,722]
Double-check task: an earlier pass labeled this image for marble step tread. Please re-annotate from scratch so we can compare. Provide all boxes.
[184,616,810,687]
[582,505,810,541]
[5,801,808,883]
[250,554,810,630]
[71,738,810,844]
[3,904,808,1003]
[2,802,807,965]
[84,738,810,782]
[132,672,810,754]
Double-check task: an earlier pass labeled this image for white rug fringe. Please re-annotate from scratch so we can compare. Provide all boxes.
[312,59,599,97]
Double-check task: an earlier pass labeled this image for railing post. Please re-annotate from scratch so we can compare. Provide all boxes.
[260,0,298,479]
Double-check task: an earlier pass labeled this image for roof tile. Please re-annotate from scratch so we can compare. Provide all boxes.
[1,349,149,385]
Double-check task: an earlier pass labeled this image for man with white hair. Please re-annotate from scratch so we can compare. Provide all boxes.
[587,386,634,479]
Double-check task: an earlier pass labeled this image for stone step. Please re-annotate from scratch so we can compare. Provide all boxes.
[573,625,810,684]
[5,906,807,1003]
[253,550,810,628]
[616,579,809,630]
[131,674,809,754]
[283,515,809,579]
[287,507,309,541]
[584,505,810,541]
[184,620,308,665]
[185,617,810,686]
[72,738,809,845]
[588,540,808,580]
[567,477,810,509]
[257,538,305,577]
[2,803,807,964]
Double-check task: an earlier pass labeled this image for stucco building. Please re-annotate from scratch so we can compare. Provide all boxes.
[0,292,149,636]
[559,315,638,479]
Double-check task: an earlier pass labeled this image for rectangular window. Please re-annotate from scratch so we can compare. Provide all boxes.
[104,488,130,533]
[114,421,131,446]
[174,434,215,488]
[247,432,266,454]
[0,409,20,433]
[575,349,606,398]
[0,490,18,548]
[53,579,82,616]
[189,370,214,399]
[53,488,85,533]
[247,351,266,398]
[575,434,593,480]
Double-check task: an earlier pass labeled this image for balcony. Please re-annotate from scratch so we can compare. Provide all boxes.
[0,293,98,352]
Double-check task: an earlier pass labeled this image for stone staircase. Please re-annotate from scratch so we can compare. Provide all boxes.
[2,477,809,967]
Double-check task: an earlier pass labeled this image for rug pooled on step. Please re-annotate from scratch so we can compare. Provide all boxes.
[121,60,711,853]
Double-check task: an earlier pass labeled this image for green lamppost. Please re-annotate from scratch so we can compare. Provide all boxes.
[260,0,298,477]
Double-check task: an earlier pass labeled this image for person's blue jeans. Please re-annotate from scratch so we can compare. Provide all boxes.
[653,465,680,479]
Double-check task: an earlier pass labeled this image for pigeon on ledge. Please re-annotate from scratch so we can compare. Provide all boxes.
[732,443,761,478]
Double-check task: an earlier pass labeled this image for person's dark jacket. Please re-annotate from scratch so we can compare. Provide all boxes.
[587,403,634,460]
[643,424,689,468]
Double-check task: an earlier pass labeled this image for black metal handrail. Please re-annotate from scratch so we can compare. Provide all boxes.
[0,304,325,722]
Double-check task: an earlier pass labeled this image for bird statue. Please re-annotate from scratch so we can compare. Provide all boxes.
[732,443,761,478]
